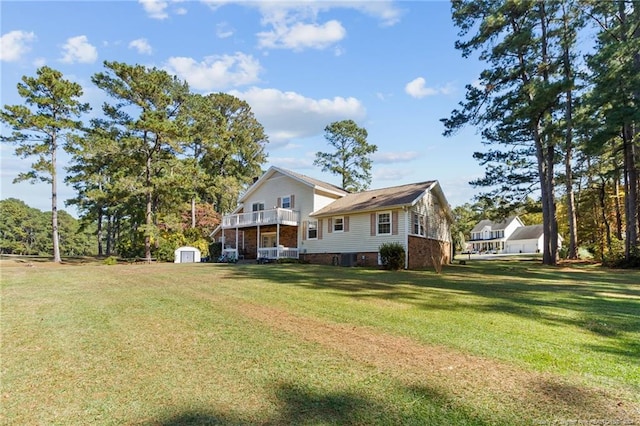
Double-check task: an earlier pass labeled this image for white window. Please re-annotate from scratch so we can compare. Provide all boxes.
[281,196,291,209]
[377,212,391,235]
[252,202,265,222]
[308,220,318,240]
[413,212,425,236]
[333,217,344,232]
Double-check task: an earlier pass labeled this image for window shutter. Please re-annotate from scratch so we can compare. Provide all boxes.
[277,197,281,208]
[318,219,323,240]
[290,194,295,209]
[392,211,398,235]
[370,213,376,236]
[328,218,333,233]
[344,216,349,232]
[302,220,307,241]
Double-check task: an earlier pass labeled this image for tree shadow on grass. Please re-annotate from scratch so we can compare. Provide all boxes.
[149,382,495,426]
[230,262,640,363]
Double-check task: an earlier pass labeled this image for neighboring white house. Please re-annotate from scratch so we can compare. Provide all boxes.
[174,246,201,263]
[469,217,524,253]
[211,166,453,269]
[469,217,562,254]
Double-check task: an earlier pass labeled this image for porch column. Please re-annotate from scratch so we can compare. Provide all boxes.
[235,227,239,260]
[257,224,260,259]
[276,222,280,259]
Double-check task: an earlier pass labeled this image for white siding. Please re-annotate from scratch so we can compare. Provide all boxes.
[242,171,311,214]
[302,210,407,254]
[504,218,524,239]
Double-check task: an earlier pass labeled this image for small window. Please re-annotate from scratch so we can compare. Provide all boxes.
[308,221,318,240]
[281,196,291,209]
[333,217,344,232]
[377,212,391,235]
[413,213,425,236]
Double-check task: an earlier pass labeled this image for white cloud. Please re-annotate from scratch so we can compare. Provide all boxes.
[269,156,315,170]
[165,52,261,91]
[373,151,420,164]
[351,2,403,27]
[139,0,169,19]
[0,30,36,62]
[228,86,366,147]
[60,35,98,64]
[374,167,414,182]
[129,38,153,55]
[258,20,346,51]
[216,22,234,39]
[405,77,454,99]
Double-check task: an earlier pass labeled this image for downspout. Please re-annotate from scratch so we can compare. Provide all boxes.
[404,206,409,269]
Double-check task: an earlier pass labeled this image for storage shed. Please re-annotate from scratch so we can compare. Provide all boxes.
[174,246,201,263]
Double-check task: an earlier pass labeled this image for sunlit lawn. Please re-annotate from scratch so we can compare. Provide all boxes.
[1,258,638,425]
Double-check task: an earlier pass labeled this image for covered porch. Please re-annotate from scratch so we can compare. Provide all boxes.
[220,222,299,262]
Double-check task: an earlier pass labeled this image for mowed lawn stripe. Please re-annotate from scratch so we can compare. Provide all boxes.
[1,260,639,425]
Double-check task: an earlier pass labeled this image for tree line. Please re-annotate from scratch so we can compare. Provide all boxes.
[1,62,268,262]
[444,0,640,266]
[0,60,378,263]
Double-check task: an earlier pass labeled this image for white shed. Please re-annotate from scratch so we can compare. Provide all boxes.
[174,246,201,263]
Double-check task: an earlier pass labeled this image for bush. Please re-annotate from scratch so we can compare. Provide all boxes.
[103,256,118,265]
[379,242,405,270]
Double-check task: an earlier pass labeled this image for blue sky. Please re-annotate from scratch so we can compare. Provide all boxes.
[1,0,486,215]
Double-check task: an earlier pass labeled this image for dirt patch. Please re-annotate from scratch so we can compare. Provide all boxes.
[232,301,639,424]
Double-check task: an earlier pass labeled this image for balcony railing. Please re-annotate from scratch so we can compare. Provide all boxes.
[258,247,299,260]
[221,208,299,228]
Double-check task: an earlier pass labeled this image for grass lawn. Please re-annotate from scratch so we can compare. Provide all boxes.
[1,258,639,425]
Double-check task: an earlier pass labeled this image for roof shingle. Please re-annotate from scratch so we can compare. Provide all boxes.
[311,181,436,216]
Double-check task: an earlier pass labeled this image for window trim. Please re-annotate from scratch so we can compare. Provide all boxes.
[412,212,425,236]
[333,216,344,233]
[377,211,392,236]
[307,220,318,240]
[281,195,291,209]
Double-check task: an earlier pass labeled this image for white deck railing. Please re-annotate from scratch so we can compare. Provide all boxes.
[257,247,299,260]
[221,208,299,228]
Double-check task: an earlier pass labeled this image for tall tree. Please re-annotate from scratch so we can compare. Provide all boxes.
[1,66,89,262]
[196,93,268,213]
[585,0,640,262]
[314,119,377,192]
[443,0,569,265]
[92,61,189,261]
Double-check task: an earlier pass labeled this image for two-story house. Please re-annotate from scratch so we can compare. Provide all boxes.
[469,217,524,253]
[468,216,562,254]
[211,166,452,269]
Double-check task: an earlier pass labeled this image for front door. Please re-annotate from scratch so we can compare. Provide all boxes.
[261,232,277,248]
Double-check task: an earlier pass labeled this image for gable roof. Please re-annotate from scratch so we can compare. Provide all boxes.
[507,224,543,241]
[239,166,348,202]
[310,181,438,217]
[471,216,520,233]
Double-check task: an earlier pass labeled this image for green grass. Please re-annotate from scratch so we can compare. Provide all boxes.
[1,259,639,425]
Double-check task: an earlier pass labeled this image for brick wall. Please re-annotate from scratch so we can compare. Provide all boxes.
[408,236,451,269]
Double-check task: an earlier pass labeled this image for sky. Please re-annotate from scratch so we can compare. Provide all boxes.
[1,0,488,216]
